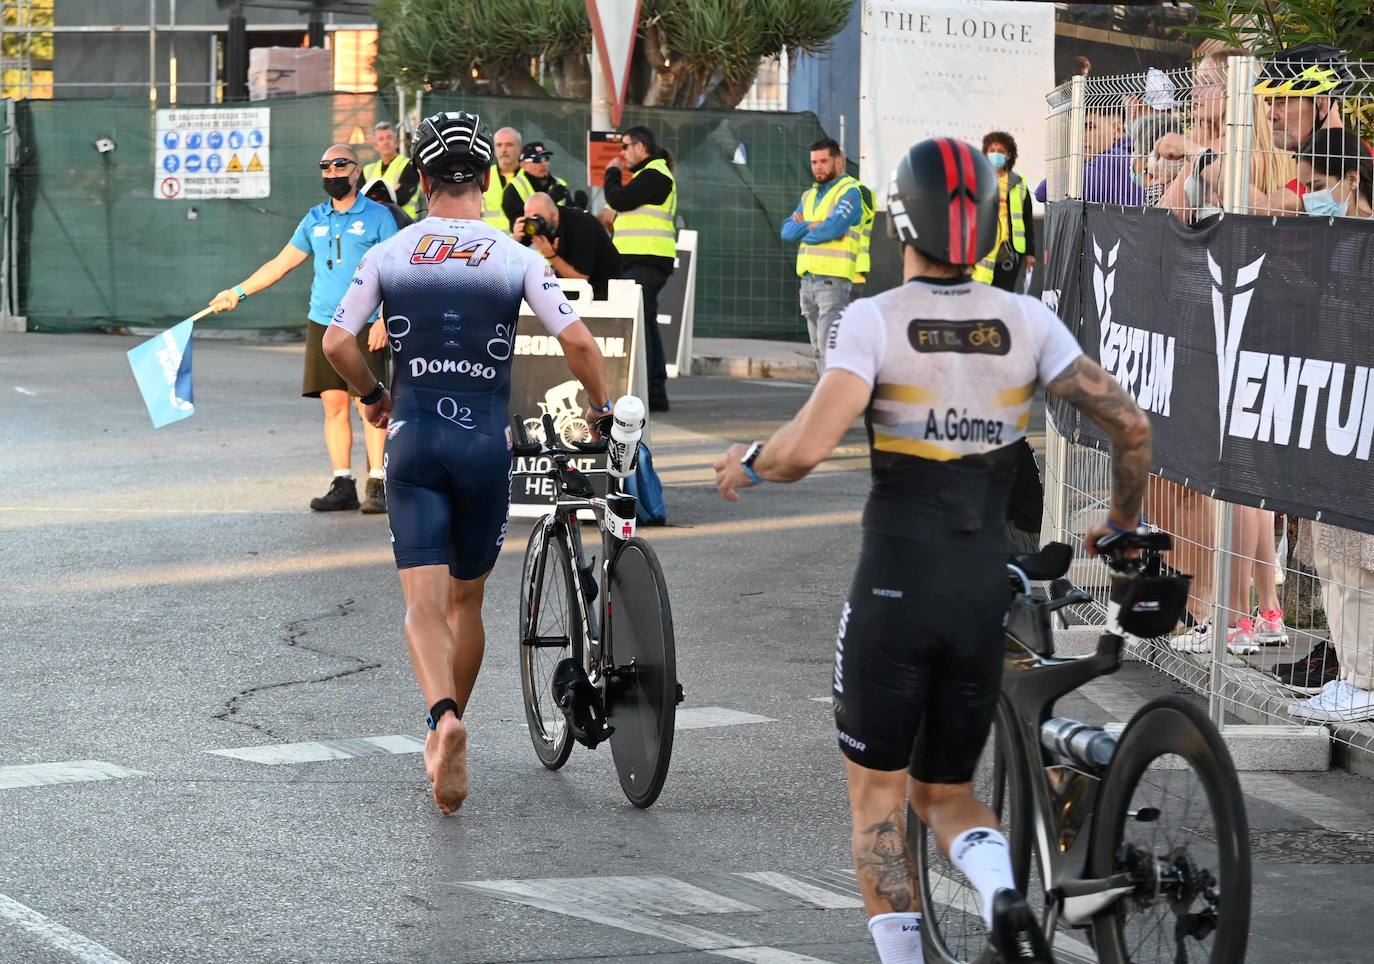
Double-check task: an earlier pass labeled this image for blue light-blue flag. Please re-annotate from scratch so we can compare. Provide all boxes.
[128,318,196,428]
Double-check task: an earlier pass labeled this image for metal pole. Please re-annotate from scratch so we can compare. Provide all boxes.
[1224,56,1257,215]
[589,36,610,215]
[169,0,178,106]
[1067,75,1086,200]
[225,5,248,102]
[148,0,157,109]
[1208,500,1235,726]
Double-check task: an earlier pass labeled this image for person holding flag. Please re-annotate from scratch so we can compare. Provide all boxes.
[209,143,398,514]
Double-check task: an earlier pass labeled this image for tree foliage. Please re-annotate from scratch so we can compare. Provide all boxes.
[374,0,851,109]
[1183,0,1374,59]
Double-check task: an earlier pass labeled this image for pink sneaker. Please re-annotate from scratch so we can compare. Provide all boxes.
[1255,609,1289,646]
[1227,618,1258,655]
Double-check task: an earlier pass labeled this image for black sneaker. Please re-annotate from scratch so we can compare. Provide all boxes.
[1272,640,1340,694]
[989,889,1052,963]
[359,477,387,514]
[310,476,359,512]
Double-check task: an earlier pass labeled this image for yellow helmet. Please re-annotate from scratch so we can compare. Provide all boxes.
[1253,44,1355,97]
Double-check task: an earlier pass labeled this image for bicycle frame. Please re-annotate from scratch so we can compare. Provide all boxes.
[998,627,1140,932]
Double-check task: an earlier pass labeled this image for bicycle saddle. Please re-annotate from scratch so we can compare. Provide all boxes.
[1008,541,1073,581]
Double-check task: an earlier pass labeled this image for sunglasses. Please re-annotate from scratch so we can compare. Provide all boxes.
[620,143,633,152]
[319,158,356,170]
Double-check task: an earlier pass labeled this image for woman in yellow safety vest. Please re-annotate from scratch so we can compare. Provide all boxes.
[973,131,1036,291]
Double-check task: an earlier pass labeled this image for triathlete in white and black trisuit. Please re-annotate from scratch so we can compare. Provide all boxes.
[714,137,1150,964]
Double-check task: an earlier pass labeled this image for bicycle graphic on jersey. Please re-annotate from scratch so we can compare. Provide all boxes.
[969,322,1003,350]
[522,379,593,448]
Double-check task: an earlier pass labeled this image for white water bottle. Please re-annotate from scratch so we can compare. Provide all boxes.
[607,395,645,479]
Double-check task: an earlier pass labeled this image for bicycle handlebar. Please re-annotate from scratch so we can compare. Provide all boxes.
[1094,529,1172,572]
[510,412,610,459]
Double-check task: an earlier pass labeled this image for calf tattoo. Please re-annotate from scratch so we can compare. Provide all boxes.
[856,808,916,912]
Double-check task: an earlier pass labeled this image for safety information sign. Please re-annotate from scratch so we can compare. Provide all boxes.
[154,108,270,200]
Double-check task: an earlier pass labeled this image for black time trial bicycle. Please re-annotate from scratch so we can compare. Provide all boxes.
[912,531,1251,964]
[512,411,682,809]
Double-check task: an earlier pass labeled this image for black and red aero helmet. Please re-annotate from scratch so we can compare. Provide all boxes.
[887,138,998,267]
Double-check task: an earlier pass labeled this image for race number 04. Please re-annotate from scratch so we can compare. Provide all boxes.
[411,234,456,265]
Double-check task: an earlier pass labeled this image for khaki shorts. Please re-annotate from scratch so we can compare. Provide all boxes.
[301,321,389,398]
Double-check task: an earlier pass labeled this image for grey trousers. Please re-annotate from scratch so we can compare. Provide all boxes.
[800,275,853,371]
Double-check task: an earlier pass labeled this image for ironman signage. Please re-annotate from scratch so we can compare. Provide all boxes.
[586,0,641,128]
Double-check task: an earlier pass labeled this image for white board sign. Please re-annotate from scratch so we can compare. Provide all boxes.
[155,107,271,200]
[859,1,1054,207]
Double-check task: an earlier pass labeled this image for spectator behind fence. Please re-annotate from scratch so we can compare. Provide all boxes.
[781,137,862,371]
[604,125,678,413]
[208,143,397,514]
[1290,520,1374,722]
[1297,126,1374,218]
[1125,69,1184,206]
[1154,48,1296,223]
[1258,43,1359,203]
[513,192,622,301]
[502,141,572,228]
[974,131,1036,291]
[1081,102,1147,205]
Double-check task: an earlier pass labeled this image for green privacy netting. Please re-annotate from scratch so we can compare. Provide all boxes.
[16,92,828,339]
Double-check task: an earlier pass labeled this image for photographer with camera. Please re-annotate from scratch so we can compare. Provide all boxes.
[513,192,621,301]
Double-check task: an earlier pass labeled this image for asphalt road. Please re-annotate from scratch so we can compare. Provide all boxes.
[1,332,1370,964]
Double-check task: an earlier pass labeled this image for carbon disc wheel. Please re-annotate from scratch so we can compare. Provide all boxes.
[604,537,677,808]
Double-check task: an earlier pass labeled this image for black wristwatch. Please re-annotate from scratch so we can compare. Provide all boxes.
[1195,148,1219,171]
[360,382,385,406]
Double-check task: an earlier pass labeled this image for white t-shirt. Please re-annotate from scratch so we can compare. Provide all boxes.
[825,279,1082,461]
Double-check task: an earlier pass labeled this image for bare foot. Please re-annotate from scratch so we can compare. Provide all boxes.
[431,713,469,815]
[423,730,437,783]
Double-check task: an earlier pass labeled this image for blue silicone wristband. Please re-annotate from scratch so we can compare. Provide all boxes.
[741,462,763,485]
[233,284,248,300]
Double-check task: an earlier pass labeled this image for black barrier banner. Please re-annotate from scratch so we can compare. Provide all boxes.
[509,310,635,510]
[1046,200,1374,534]
[657,243,692,375]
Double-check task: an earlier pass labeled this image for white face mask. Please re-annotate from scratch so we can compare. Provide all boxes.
[1303,187,1349,218]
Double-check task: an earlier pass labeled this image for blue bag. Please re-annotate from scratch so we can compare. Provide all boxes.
[625,443,668,526]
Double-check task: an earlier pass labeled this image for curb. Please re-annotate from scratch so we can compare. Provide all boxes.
[690,354,818,382]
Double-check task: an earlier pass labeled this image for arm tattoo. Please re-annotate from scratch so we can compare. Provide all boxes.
[1047,357,1152,521]
[855,807,916,913]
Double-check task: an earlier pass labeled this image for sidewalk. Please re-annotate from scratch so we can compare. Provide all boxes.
[690,337,818,381]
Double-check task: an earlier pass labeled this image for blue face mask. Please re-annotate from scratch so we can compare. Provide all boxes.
[1129,168,1145,190]
[986,151,1008,170]
[1303,187,1348,218]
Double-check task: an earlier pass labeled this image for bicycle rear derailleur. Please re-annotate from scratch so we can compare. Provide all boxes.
[552,658,614,748]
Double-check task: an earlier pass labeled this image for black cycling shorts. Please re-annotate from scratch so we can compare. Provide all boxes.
[384,389,513,580]
[832,529,1007,783]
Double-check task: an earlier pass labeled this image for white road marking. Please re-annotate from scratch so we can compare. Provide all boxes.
[734,871,863,910]
[676,707,777,730]
[14,386,36,396]
[0,893,131,963]
[207,734,424,765]
[457,877,833,964]
[1239,772,1374,831]
[0,760,147,791]
[809,696,833,704]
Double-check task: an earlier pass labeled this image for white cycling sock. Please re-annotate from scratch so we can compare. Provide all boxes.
[333,468,354,479]
[868,912,924,964]
[368,468,385,480]
[949,827,1015,928]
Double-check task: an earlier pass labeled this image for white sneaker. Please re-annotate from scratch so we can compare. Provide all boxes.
[1226,619,1259,655]
[1254,609,1290,646]
[1168,621,1211,653]
[1289,681,1374,723]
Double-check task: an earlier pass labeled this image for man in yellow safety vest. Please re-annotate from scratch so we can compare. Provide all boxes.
[604,125,677,412]
[362,121,420,220]
[972,131,1036,290]
[501,141,572,229]
[782,137,862,370]
[481,126,523,233]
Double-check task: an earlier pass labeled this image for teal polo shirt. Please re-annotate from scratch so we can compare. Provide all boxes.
[290,194,398,325]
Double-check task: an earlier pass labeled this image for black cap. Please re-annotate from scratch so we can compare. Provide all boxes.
[887,138,998,267]
[520,142,554,162]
